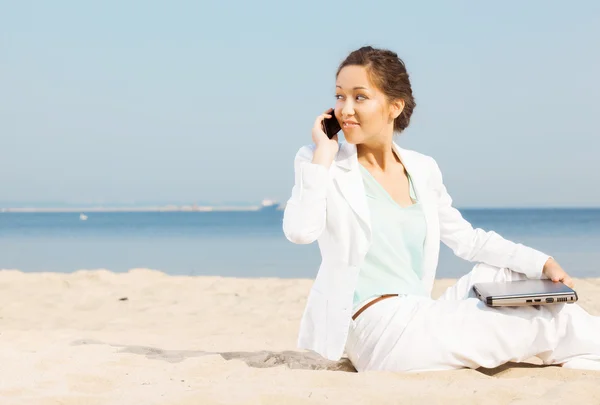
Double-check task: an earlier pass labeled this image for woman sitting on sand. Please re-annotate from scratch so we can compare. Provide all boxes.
[282,46,600,373]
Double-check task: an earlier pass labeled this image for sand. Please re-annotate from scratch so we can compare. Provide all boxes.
[0,268,599,404]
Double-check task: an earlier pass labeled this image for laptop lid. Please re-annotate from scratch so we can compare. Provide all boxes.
[473,279,578,306]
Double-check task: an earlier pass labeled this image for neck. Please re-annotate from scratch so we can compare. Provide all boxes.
[356,138,399,171]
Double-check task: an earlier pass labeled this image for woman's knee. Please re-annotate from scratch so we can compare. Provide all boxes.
[440,263,525,301]
[470,263,527,283]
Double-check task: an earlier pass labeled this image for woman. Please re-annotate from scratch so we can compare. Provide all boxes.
[282,46,600,373]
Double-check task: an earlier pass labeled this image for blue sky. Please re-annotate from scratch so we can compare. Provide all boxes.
[1,1,599,207]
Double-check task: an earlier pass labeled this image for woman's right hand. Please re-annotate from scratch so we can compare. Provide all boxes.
[311,108,339,168]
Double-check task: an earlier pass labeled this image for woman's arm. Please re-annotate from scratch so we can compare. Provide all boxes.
[283,109,339,245]
[428,157,551,279]
[282,145,330,244]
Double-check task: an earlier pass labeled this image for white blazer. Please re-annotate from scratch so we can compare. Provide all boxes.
[282,141,550,361]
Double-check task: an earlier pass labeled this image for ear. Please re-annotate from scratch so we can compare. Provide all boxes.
[390,99,405,119]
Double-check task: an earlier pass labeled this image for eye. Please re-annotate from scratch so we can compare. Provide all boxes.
[356,95,367,101]
[335,94,344,100]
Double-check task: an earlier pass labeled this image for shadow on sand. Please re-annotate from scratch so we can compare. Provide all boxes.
[71,339,356,372]
[476,361,559,377]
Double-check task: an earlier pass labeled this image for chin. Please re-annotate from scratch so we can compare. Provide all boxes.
[341,131,364,145]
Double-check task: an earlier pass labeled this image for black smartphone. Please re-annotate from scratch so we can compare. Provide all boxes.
[322,109,341,139]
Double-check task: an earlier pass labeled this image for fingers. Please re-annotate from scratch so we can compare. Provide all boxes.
[553,275,575,289]
[564,276,575,289]
[313,110,334,133]
[314,112,330,127]
[560,273,575,288]
[312,109,339,144]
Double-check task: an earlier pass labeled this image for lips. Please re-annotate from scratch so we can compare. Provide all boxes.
[343,122,359,128]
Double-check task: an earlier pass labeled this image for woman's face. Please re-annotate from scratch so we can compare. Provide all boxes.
[334,65,400,145]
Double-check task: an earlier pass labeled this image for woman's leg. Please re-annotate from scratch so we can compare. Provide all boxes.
[437,262,529,301]
[354,263,600,372]
[368,294,600,372]
[435,263,600,369]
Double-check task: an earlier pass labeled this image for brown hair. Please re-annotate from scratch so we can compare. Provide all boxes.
[336,46,416,133]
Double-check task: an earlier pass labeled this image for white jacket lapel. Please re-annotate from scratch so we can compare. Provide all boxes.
[333,143,372,239]
[393,142,439,288]
[392,142,425,201]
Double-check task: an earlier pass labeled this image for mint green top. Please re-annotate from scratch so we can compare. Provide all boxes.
[353,165,429,312]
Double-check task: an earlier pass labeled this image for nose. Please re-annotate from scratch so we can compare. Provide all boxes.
[341,100,355,118]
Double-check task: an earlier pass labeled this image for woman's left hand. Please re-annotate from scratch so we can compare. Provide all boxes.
[542,257,575,288]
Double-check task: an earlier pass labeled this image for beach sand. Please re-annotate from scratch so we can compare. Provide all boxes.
[1,269,599,404]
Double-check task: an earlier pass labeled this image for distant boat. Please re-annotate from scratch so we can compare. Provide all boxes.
[79,213,88,221]
[259,199,279,211]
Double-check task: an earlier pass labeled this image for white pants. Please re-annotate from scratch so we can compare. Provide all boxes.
[345,263,600,372]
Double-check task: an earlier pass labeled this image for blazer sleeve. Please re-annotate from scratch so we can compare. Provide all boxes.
[282,145,329,244]
[428,157,550,279]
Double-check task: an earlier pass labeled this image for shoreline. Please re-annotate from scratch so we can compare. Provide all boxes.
[0,205,284,213]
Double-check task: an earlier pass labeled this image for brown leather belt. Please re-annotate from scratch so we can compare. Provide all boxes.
[352,294,399,321]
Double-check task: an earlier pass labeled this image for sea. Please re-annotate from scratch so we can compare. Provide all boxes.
[0,209,598,279]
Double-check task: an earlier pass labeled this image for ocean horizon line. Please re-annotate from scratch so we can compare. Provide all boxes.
[1,205,600,213]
